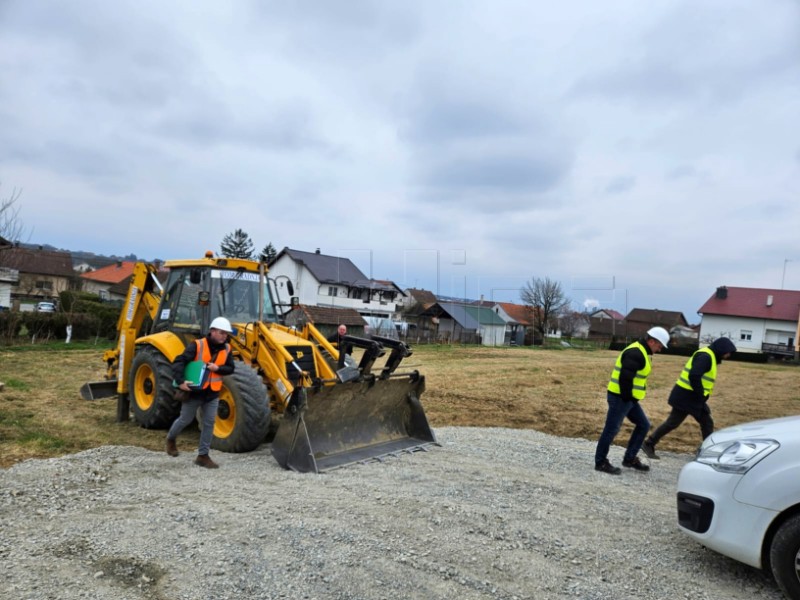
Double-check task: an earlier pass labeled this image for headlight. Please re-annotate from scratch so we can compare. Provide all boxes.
[696,439,780,474]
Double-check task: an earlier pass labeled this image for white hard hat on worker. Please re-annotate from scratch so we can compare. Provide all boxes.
[646,326,670,349]
[209,317,234,334]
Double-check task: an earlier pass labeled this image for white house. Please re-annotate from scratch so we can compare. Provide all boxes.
[698,286,800,358]
[0,267,18,309]
[268,248,405,320]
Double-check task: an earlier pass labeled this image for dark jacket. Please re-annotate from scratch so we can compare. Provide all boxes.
[667,337,736,415]
[172,335,236,401]
[614,338,653,402]
[327,332,344,346]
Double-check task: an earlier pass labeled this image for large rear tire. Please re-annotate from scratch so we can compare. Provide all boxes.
[129,346,180,429]
[206,363,270,453]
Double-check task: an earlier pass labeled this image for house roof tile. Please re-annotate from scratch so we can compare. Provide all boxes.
[274,248,367,285]
[405,288,438,304]
[80,261,137,284]
[419,302,506,328]
[286,304,367,327]
[698,286,800,321]
[625,308,688,327]
[0,247,74,277]
[496,302,533,325]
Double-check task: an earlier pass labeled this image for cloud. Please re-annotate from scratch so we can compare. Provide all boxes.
[1,0,799,322]
[604,176,636,195]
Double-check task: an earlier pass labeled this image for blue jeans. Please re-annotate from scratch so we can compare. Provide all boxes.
[595,392,650,465]
[167,396,219,456]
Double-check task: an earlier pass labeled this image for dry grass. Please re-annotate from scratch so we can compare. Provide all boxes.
[1,343,798,468]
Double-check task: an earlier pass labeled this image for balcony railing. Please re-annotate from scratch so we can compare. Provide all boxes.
[761,342,796,357]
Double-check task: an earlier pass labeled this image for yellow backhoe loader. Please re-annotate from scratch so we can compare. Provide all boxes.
[80,252,437,472]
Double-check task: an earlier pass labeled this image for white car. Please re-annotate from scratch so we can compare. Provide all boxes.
[677,415,800,599]
[35,301,56,313]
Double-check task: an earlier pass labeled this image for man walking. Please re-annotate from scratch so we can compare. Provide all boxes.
[643,337,736,459]
[595,327,670,475]
[166,317,236,468]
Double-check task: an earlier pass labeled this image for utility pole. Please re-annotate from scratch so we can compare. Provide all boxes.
[782,259,792,289]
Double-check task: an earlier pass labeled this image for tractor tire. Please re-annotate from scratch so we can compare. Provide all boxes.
[204,363,270,453]
[129,346,180,429]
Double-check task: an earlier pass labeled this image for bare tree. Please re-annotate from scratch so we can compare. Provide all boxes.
[520,276,571,344]
[0,184,27,244]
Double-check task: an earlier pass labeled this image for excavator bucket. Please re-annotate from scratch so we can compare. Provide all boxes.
[271,373,438,473]
[80,380,118,400]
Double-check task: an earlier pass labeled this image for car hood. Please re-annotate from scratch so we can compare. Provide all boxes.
[705,414,800,446]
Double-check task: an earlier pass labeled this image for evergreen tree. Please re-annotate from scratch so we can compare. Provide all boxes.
[259,242,277,264]
[220,229,255,259]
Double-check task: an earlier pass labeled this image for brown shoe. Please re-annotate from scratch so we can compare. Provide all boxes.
[166,438,179,457]
[194,454,219,469]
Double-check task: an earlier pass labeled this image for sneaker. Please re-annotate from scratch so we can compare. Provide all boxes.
[642,440,660,460]
[622,456,650,472]
[595,459,622,475]
[194,454,219,469]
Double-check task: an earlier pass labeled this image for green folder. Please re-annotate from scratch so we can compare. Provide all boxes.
[173,361,207,390]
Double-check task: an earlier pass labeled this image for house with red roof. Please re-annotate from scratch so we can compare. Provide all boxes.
[698,286,800,358]
[80,261,136,300]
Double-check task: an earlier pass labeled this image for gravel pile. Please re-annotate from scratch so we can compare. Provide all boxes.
[0,427,784,600]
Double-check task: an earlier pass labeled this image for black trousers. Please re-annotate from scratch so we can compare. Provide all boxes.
[649,407,714,444]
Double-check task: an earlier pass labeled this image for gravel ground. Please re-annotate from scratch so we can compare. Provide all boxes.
[0,427,784,600]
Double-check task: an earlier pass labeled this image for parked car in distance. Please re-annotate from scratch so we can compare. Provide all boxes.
[677,415,800,599]
[35,301,56,313]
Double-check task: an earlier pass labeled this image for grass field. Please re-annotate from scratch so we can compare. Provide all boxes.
[1,342,798,468]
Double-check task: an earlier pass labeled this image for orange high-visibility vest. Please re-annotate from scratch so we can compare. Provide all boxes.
[194,338,230,392]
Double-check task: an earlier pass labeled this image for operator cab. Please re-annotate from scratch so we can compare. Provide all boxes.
[153,266,278,335]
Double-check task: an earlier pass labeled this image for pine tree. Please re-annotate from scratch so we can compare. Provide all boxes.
[259,242,277,264]
[220,229,255,259]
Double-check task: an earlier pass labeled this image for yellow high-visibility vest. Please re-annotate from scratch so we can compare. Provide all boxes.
[607,341,651,401]
[676,347,717,396]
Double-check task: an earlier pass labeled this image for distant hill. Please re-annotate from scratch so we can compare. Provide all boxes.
[19,242,146,269]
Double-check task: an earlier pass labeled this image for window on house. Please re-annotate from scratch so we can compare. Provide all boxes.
[740,330,752,341]
[35,281,53,291]
[328,286,338,297]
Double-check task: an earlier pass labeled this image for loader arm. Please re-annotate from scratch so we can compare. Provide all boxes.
[81,261,163,401]
[232,321,314,412]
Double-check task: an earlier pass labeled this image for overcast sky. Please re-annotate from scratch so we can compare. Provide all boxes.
[1,0,798,322]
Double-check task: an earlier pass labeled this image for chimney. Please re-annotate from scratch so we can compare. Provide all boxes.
[766,295,773,307]
[116,261,122,268]
[715,286,728,299]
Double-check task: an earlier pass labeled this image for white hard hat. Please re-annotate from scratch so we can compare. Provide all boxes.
[209,317,234,333]
[647,326,670,348]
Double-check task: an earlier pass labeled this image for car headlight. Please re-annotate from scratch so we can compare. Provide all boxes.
[696,439,780,474]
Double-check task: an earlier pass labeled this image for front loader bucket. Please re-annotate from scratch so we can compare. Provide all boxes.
[80,380,118,400]
[271,374,438,473]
